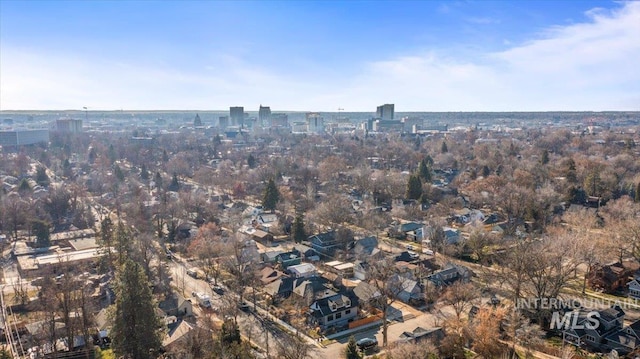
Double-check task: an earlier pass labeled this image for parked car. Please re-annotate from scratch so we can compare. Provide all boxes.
[212,285,225,295]
[238,301,251,312]
[186,268,198,278]
[357,337,378,352]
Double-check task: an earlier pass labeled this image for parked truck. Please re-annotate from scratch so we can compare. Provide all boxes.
[192,291,212,308]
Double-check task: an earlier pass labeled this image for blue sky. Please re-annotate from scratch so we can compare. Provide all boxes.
[1,1,638,111]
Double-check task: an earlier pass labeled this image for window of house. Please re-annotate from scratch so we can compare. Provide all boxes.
[345,309,351,315]
[585,335,595,342]
[336,312,342,319]
[327,315,333,321]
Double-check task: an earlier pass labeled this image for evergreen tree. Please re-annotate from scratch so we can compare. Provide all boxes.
[111,259,161,359]
[88,147,97,164]
[262,178,280,212]
[221,319,241,344]
[168,172,180,191]
[293,213,306,243]
[565,158,577,183]
[162,149,169,162]
[32,219,50,248]
[418,159,432,183]
[584,171,602,197]
[441,140,448,153]
[113,164,125,182]
[114,222,132,266]
[344,335,363,359]
[18,178,31,193]
[635,182,640,203]
[247,154,256,169]
[154,171,163,189]
[406,174,422,200]
[482,165,491,178]
[35,166,50,187]
[425,154,434,166]
[108,144,117,164]
[140,164,149,181]
[541,149,550,165]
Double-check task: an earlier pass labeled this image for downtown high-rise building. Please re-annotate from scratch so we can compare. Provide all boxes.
[230,106,244,127]
[258,105,271,127]
[376,104,395,120]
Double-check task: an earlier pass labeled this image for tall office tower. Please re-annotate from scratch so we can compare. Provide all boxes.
[258,105,271,127]
[376,104,395,120]
[230,106,244,127]
[306,112,325,134]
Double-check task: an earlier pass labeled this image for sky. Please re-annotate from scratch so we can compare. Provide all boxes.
[1,0,639,112]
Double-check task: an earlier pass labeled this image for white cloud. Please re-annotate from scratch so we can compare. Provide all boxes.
[335,1,640,111]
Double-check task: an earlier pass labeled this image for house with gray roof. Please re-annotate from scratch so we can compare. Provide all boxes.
[309,293,358,331]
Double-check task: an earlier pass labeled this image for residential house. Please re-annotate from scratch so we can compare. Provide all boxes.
[353,281,381,304]
[309,293,358,331]
[277,250,302,269]
[629,276,640,299]
[288,263,317,278]
[588,260,640,294]
[158,293,193,318]
[605,319,640,355]
[162,320,195,353]
[392,274,423,304]
[259,266,286,285]
[294,244,320,261]
[264,276,334,304]
[353,236,379,257]
[389,222,423,241]
[427,263,472,288]
[293,276,337,305]
[310,230,339,257]
[563,306,625,351]
[262,249,283,264]
[254,213,279,233]
[264,277,296,303]
[353,261,369,281]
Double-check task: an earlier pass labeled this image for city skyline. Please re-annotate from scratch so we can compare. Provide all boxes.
[1,1,639,112]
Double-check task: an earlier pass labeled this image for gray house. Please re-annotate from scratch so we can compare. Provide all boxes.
[309,294,358,331]
[628,276,640,299]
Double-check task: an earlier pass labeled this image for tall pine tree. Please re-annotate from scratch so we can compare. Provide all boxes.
[418,158,432,183]
[344,335,363,359]
[111,259,161,359]
[293,213,306,243]
[406,174,423,200]
[262,178,280,212]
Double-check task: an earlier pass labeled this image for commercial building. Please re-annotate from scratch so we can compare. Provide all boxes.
[55,119,83,133]
[258,105,271,127]
[376,104,395,120]
[271,113,289,128]
[0,129,49,147]
[230,106,244,127]
[306,112,324,134]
